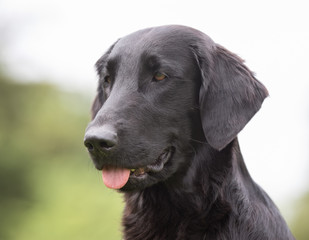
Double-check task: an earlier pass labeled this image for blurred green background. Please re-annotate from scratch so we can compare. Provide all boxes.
[1,66,309,239]
[0,71,124,239]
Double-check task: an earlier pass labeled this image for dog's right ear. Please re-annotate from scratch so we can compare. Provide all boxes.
[91,40,119,119]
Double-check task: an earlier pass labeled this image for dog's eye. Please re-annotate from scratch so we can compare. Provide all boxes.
[102,76,112,90]
[102,75,112,86]
[104,76,111,84]
[153,72,167,81]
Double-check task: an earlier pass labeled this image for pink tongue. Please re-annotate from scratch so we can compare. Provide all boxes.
[102,167,130,189]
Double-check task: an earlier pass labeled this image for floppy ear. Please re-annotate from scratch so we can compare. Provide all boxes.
[91,40,120,119]
[197,44,268,151]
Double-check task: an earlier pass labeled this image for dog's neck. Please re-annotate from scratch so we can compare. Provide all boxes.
[122,138,256,239]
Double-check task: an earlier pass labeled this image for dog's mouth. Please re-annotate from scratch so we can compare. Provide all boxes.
[101,147,175,190]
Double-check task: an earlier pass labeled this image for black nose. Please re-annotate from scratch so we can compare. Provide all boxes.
[84,127,118,153]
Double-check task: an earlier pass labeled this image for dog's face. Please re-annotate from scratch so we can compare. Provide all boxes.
[85,26,202,191]
[84,25,268,191]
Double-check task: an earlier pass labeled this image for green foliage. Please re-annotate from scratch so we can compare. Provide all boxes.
[0,75,123,240]
[290,191,309,240]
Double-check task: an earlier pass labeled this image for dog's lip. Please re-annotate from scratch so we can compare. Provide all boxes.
[129,146,175,177]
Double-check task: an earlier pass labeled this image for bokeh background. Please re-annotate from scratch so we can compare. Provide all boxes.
[0,0,308,239]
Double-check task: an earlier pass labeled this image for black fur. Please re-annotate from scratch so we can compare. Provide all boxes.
[84,25,294,239]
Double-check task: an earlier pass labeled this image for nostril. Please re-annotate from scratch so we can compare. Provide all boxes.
[99,140,115,149]
[84,141,94,151]
[84,138,116,152]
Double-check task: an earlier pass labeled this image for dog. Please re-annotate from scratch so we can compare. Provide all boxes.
[84,25,295,239]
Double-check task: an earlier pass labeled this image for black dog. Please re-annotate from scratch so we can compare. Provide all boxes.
[84,25,294,239]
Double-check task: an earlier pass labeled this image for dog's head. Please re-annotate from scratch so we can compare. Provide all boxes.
[84,25,268,191]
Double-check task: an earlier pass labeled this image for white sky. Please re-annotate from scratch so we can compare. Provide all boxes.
[1,0,308,207]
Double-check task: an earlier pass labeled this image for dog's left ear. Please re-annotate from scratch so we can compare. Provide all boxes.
[195,44,268,151]
[91,40,120,120]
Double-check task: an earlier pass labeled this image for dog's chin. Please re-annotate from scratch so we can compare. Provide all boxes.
[117,146,176,192]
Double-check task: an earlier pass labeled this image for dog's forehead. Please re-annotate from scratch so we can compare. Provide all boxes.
[109,26,204,59]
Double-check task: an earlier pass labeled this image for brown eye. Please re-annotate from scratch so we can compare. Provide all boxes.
[104,76,111,84]
[154,72,167,81]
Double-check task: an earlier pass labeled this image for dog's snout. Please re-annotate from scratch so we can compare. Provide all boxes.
[84,126,118,153]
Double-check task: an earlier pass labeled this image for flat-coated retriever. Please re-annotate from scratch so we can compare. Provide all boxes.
[84,25,294,240]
